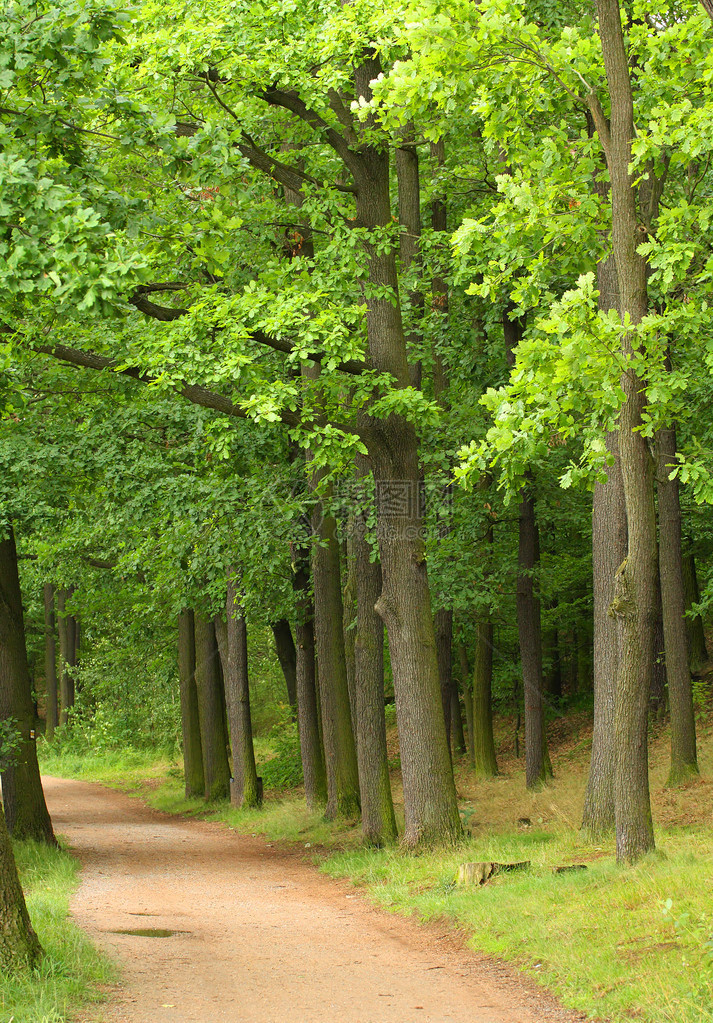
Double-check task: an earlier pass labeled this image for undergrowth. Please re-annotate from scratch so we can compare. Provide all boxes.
[1,839,113,1023]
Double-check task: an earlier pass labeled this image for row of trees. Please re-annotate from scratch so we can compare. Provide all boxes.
[3,0,713,969]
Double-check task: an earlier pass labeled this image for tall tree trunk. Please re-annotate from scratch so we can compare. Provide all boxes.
[457,643,475,766]
[225,572,261,808]
[267,58,461,846]
[395,126,423,388]
[650,592,667,720]
[0,801,41,972]
[582,252,626,836]
[193,614,231,801]
[503,311,551,789]
[435,608,453,754]
[311,499,360,819]
[517,488,552,789]
[472,620,498,779]
[341,529,359,744]
[271,619,297,714]
[43,584,58,739]
[592,0,657,863]
[451,686,466,756]
[353,509,397,845]
[657,426,698,783]
[57,589,76,726]
[352,104,461,844]
[292,518,327,811]
[682,552,708,672]
[177,610,204,798]
[0,530,55,845]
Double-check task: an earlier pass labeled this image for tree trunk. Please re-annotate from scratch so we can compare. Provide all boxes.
[0,530,55,845]
[0,800,41,972]
[43,584,58,739]
[472,620,498,779]
[177,610,204,798]
[593,0,657,863]
[682,552,708,672]
[271,619,297,714]
[352,65,461,846]
[457,643,475,766]
[650,593,667,720]
[353,510,397,845]
[57,589,76,726]
[451,686,467,756]
[341,529,359,744]
[657,426,698,783]
[582,248,626,835]
[435,608,453,754]
[311,500,360,819]
[517,488,552,789]
[225,572,260,808]
[193,614,231,801]
[292,522,327,811]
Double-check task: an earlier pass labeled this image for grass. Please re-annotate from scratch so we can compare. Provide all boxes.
[37,707,713,1023]
[1,838,114,1023]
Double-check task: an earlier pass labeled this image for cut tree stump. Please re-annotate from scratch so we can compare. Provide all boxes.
[456,861,531,886]
[552,864,588,874]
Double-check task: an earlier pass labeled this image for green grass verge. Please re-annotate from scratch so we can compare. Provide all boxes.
[323,830,713,1023]
[1,838,114,1023]
[39,747,713,1023]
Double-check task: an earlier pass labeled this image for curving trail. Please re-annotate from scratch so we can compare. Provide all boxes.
[43,777,584,1023]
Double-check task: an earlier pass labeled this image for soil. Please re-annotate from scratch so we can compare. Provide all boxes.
[43,776,589,1023]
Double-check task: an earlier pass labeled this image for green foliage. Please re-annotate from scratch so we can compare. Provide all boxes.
[257,716,304,791]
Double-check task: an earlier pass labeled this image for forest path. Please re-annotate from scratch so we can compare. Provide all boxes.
[43,776,583,1023]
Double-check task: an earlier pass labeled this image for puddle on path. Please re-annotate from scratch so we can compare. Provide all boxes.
[110,928,187,938]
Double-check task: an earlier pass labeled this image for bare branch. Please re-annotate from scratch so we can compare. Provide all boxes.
[34,343,302,428]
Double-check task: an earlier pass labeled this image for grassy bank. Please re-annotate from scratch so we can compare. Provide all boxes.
[38,711,713,1023]
[1,838,113,1023]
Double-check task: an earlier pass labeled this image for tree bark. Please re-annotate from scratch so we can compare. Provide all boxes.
[271,619,298,714]
[57,588,76,726]
[0,530,55,844]
[650,592,667,720]
[457,643,475,766]
[435,608,454,754]
[682,552,708,672]
[225,572,261,808]
[451,685,467,756]
[593,0,657,863]
[472,620,498,778]
[353,510,397,845]
[341,529,359,744]
[657,426,698,783]
[193,614,231,801]
[177,610,204,798]
[43,584,58,739]
[311,498,360,819]
[291,512,327,811]
[517,487,552,789]
[582,240,626,836]
[0,800,41,972]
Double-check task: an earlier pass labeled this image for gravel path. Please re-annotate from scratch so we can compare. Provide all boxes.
[43,776,587,1023]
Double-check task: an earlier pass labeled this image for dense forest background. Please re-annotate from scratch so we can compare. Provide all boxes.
[3,4,713,983]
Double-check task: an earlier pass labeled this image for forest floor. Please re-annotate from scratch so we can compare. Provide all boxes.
[42,775,585,1023]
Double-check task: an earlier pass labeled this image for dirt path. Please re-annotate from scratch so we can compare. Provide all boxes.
[43,777,586,1023]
